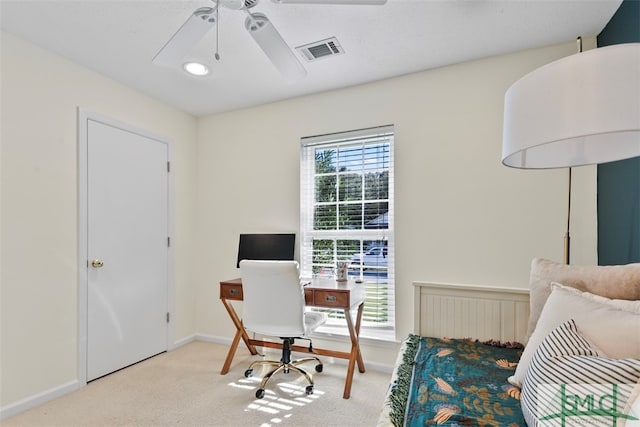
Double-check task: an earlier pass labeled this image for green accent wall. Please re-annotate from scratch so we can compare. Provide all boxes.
[596,0,640,265]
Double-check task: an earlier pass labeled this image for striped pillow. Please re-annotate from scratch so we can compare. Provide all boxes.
[521,319,640,427]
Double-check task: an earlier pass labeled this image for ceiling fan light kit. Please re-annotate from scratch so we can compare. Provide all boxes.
[153,0,386,78]
[183,62,210,76]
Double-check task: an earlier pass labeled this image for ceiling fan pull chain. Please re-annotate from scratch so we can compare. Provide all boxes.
[214,3,221,60]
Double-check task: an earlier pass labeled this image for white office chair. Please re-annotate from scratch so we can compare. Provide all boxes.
[239,260,326,399]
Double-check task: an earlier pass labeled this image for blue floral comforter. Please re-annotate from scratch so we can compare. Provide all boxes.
[389,334,526,426]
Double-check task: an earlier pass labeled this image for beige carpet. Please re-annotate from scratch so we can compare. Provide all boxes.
[4,341,392,426]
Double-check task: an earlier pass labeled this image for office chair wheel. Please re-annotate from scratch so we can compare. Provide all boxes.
[244,369,253,378]
[305,385,314,395]
[256,388,266,399]
[315,364,323,373]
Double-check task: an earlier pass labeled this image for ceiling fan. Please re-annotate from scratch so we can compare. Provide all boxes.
[152,0,387,79]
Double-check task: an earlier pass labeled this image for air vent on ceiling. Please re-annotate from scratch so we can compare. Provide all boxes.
[296,37,345,62]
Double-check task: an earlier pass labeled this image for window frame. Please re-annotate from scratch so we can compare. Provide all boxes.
[300,125,395,341]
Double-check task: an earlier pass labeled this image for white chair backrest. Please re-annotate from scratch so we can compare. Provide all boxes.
[239,260,306,337]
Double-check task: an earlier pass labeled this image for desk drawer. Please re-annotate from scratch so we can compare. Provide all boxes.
[314,291,349,308]
[220,284,243,300]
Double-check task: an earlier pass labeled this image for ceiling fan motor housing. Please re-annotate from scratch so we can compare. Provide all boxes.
[217,0,257,10]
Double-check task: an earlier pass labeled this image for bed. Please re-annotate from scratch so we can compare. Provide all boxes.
[379,259,640,427]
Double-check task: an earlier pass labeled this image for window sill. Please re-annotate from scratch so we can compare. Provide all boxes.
[312,324,398,347]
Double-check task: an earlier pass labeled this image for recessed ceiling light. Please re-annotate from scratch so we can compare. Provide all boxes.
[183,62,209,76]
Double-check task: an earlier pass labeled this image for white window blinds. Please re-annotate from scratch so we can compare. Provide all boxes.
[300,125,395,340]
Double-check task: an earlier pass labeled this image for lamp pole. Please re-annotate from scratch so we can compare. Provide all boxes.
[564,37,582,266]
[564,167,571,264]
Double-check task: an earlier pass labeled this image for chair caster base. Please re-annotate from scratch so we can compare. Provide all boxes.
[305,385,314,395]
[244,369,253,378]
[256,388,265,399]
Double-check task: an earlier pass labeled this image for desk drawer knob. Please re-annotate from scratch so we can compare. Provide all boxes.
[325,295,337,303]
[229,288,239,296]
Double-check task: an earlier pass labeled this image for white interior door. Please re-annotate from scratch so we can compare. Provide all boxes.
[86,118,169,381]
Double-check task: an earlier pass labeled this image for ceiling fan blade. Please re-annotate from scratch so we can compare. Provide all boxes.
[153,7,217,67]
[272,0,386,4]
[245,13,307,79]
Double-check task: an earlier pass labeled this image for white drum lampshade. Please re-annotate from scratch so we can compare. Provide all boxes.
[502,43,640,169]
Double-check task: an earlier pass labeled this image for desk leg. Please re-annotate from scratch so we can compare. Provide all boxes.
[220,298,257,375]
[221,329,243,375]
[354,302,365,373]
[342,302,366,399]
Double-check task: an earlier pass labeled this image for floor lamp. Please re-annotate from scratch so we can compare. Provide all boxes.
[501,41,640,264]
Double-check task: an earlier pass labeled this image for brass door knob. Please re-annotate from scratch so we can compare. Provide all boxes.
[91,259,104,268]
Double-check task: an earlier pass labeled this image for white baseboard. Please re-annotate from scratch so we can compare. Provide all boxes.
[191,333,233,346]
[171,333,197,349]
[0,380,80,421]
[363,360,394,374]
[172,333,233,349]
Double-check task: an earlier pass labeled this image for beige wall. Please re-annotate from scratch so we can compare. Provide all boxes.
[1,30,598,413]
[194,39,597,366]
[1,33,198,408]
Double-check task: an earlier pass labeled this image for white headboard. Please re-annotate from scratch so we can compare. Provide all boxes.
[413,282,530,343]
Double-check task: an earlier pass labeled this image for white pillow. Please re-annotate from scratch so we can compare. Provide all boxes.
[526,258,640,343]
[508,283,640,388]
[554,282,640,314]
[520,319,640,427]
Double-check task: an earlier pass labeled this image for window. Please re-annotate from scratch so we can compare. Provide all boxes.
[300,125,395,341]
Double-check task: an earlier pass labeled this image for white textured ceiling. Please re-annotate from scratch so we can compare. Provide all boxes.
[0,0,622,116]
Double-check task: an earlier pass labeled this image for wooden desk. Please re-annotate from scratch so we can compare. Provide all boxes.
[219,277,366,399]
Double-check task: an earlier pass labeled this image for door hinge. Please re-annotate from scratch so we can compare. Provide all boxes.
[167,236,171,247]
[166,312,170,323]
[167,161,170,173]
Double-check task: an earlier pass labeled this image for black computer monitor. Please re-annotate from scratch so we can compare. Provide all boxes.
[236,233,296,268]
